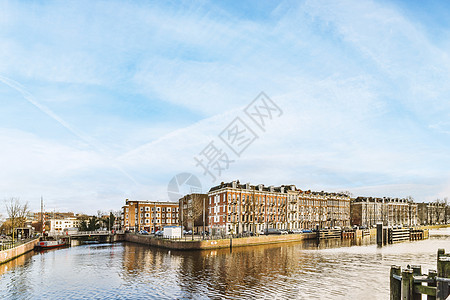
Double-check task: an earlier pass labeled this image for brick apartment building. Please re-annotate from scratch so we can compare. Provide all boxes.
[350,197,417,227]
[417,202,447,225]
[207,181,351,235]
[296,190,350,230]
[121,199,180,232]
[179,193,209,234]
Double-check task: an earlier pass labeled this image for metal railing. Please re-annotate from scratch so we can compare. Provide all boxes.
[0,237,38,252]
[58,230,125,236]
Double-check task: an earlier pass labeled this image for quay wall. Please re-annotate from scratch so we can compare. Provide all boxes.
[125,233,317,250]
[0,238,40,265]
[420,224,450,230]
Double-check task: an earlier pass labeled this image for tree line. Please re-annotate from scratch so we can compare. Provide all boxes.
[77,211,119,231]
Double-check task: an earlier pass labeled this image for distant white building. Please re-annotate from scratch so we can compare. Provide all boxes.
[163,226,182,238]
[49,217,80,235]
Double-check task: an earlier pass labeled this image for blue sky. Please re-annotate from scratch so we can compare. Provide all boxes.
[1,0,450,214]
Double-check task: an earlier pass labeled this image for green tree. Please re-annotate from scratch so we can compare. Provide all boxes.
[105,212,116,231]
[79,219,88,231]
[87,216,100,231]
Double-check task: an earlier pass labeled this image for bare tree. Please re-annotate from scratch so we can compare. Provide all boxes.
[4,197,30,241]
[339,191,354,198]
[0,213,3,234]
[437,198,447,224]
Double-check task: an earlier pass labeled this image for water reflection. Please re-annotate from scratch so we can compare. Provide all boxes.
[0,229,448,299]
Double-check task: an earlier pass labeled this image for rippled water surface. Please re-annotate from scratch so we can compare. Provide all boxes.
[1,228,449,299]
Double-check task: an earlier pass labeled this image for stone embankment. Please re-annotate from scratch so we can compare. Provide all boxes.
[125,232,317,250]
[0,238,40,265]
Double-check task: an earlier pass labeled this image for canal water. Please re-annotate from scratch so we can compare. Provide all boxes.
[0,228,448,299]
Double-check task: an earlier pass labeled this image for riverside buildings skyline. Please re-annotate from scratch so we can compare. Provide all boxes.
[120,180,443,234]
[207,181,351,235]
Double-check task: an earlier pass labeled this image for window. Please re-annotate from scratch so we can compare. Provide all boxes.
[140,207,144,212]
[145,207,150,211]
[145,213,150,217]
[162,213,165,218]
[162,207,165,212]
[157,207,160,212]
[152,207,155,212]
[167,207,171,212]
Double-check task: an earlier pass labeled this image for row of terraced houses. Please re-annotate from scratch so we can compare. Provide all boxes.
[121,180,434,234]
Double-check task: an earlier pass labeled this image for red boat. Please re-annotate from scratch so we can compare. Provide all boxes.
[35,239,66,249]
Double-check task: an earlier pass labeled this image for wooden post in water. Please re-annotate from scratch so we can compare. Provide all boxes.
[377,223,383,246]
[390,265,402,300]
[427,269,437,300]
[402,268,414,300]
[411,265,422,300]
[436,249,450,300]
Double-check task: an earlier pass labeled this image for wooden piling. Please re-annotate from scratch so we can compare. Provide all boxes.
[377,223,383,246]
[402,268,414,300]
[391,265,402,300]
[436,249,450,300]
[411,265,422,300]
[427,269,437,300]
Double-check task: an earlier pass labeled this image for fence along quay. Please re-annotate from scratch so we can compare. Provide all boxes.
[390,249,450,300]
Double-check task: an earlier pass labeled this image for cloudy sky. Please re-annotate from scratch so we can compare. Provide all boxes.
[1,0,450,214]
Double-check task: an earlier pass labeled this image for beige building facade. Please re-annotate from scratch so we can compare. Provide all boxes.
[121,199,180,232]
[350,197,417,227]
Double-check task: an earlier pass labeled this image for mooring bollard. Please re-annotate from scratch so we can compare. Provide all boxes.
[390,265,402,300]
[402,268,414,300]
